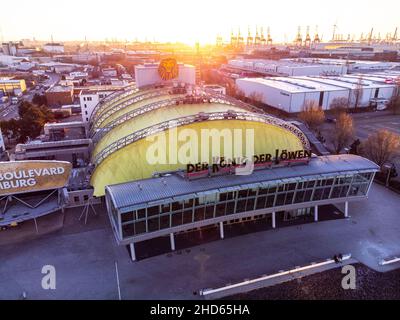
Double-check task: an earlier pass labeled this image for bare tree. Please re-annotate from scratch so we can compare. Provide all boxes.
[352,77,364,109]
[389,82,400,114]
[329,97,349,116]
[228,84,246,100]
[330,112,354,154]
[361,129,400,167]
[248,92,264,107]
[298,100,325,131]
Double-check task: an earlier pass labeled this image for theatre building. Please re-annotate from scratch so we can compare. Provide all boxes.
[87,59,379,261]
[0,59,380,261]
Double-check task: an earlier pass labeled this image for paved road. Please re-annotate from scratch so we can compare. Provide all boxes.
[320,111,400,174]
[0,183,399,299]
[0,72,61,121]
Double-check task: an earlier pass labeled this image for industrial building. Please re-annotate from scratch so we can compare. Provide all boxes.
[282,58,400,73]
[45,84,74,106]
[0,77,27,95]
[236,74,398,113]
[43,43,65,54]
[227,59,348,76]
[38,62,78,74]
[1,42,19,56]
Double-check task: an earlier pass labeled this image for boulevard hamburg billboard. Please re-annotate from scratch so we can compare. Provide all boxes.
[0,161,72,196]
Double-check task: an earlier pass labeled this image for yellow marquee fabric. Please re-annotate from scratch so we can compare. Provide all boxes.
[91,120,304,196]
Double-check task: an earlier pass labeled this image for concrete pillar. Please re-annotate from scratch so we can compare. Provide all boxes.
[314,205,318,222]
[129,243,136,262]
[272,212,276,229]
[219,221,224,239]
[344,201,349,218]
[170,233,175,251]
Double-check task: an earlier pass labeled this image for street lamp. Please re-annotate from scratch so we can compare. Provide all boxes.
[383,163,392,187]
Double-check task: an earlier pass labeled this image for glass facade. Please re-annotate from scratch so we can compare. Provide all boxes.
[108,171,375,241]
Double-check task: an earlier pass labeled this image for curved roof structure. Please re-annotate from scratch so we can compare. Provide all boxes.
[90,86,310,196]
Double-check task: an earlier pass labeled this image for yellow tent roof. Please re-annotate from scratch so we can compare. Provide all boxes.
[92,102,246,158]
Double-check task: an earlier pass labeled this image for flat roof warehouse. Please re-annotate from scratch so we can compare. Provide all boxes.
[236,73,399,113]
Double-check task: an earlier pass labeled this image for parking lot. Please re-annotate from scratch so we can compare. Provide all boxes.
[1,182,400,299]
[320,111,400,173]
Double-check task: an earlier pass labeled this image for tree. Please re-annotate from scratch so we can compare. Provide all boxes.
[389,95,400,114]
[330,112,354,154]
[18,102,54,142]
[389,84,400,114]
[361,129,400,167]
[298,100,325,131]
[352,77,364,109]
[248,92,263,107]
[228,85,246,101]
[0,119,20,140]
[0,101,54,143]
[329,97,349,116]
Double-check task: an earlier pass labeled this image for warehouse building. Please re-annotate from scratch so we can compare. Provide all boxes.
[282,58,400,73]
[0,77,27,95]
[227,59,348,76]
[236,74,397,113]
[43,43,65,54]
[45,84,74,106]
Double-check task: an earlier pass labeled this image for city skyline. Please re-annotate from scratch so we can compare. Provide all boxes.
[1,0,399,45]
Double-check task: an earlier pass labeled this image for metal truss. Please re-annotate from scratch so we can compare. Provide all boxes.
[92,110,310,168]
[89,86,138,132]
[91,88,266,144]
[89,89,171,137]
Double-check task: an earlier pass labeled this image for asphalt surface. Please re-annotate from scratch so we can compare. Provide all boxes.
[227,263,400,300]
[0,72,60,121]
[320,111,400,176]
[0,182,400,300]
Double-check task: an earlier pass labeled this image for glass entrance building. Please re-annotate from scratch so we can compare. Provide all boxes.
[105,154,378,260]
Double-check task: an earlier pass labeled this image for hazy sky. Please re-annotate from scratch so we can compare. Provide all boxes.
[1,0,399,44]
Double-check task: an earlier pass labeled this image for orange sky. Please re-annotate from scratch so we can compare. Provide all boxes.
[1,0,399,45]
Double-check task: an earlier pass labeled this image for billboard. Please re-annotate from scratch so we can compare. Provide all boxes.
[158,58,179,81]
[0,160,72,196]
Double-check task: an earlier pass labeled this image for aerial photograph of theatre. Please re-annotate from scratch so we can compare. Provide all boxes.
[0,0,400,301]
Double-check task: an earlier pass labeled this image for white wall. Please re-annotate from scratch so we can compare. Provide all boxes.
[80,90,116,122]
[80,94,99,123]
[43,45,65,53]
[236,78,292,112]
[236,78,354,113]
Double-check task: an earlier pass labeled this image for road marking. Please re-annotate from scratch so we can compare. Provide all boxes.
[114,261,122,300]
